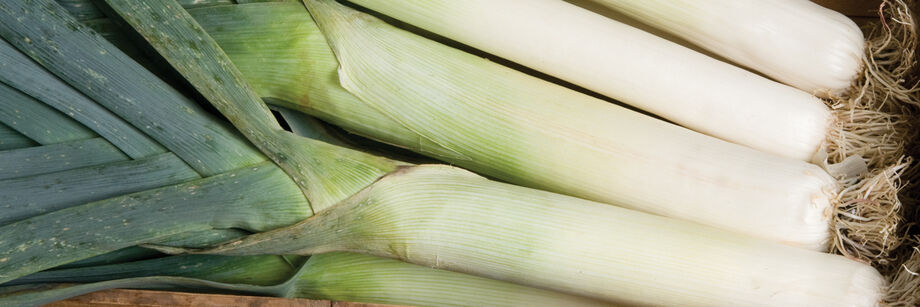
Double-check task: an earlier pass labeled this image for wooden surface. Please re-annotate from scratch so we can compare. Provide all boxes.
[40,1,916,307]
[44,289,396,307]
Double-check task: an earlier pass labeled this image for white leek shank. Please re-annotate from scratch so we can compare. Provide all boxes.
[347,0,837,162]
[579,0,866,97]
[289,0,839,250]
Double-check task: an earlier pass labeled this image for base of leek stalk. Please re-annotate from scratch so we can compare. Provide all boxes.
[843,0,919,114]
[824,0,920,269]
[830,160,911,265]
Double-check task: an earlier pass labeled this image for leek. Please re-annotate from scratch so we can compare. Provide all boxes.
[186,1,901,253]
[0,0,395,285]
[92,0,403,210]
[0,1,908,306]
[576,0,920,121]
[573,0,865,97]
[0,5,602,299]
[345,0,903,169]
[0,253,607,307]
[191,163,886,307]
[90,2,889,305]
[0,0,310,283]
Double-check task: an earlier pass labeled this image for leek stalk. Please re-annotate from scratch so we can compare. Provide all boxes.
[0,0,311,283]
[188,1,893,251]
[192,163,885,307]
[0,253,607,307]
[574,0,865,97]
[97,0,404,211]
[0,0,406,285]
[346,0,898,167]
[98,2,887,305]
[0,1,908,306]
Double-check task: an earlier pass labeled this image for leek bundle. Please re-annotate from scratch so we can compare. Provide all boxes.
[110,1,919,305]
[0,0,386,284]
[182,164,886,306]
[0,0,916,305]
[345,0,911,172]
[0,0,898,305]
[176,1,906,257]
[0,3,591,301]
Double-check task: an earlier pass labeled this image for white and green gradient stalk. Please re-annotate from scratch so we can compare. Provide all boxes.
[200,164,885,307]
[347,0,836,162]
[199,1,841,249]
